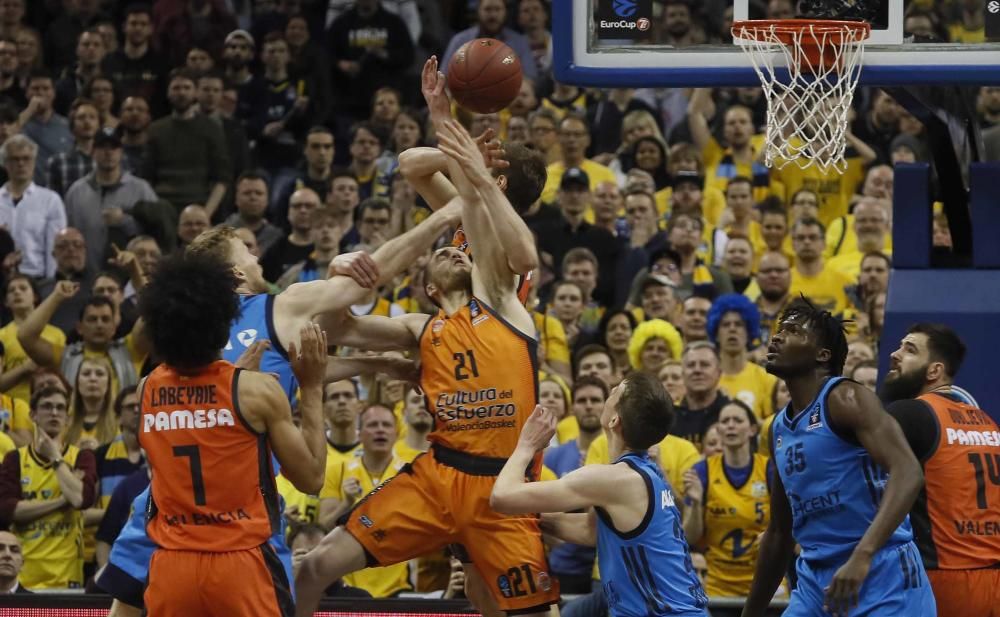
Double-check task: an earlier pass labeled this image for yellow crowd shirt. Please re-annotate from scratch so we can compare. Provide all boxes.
[698,453,770,597]
[0,322,65,403]
[718,362,779,419]
[540,159,618,206]
[824,215,894,259]
[276,473,320,528]
[772,154,866,226]
[790,265,853,316]
[12,445,85,589]
[324,455,413,598]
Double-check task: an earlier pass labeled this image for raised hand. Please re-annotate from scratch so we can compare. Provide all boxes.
[234,339,271,371]
[421,56,452,126]
[515,404,557,454]
[474,128,509,172]
[436,119,494,188]
[52,280,80,302]
[288,323,328,390]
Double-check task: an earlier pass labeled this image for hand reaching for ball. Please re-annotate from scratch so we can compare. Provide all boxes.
[421,56,452,126]
[436,120,494,189]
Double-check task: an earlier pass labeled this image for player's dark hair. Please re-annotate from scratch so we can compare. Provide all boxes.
[307,125,334,139]
[617,372,673,451]
[138,253,240,371]
[500,142,546,214]
[572,374,610,401]
[350,121,384,147]
[907,323,967,378]
[780,295,848,376]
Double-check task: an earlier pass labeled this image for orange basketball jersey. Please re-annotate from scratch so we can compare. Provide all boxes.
[420,297,538,459]
[139,361,280,552]
[915,392,1000,570]
[452,227,532,305]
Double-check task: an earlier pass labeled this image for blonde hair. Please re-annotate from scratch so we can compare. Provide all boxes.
[187,226,238,262]
[627,319,684,370]
[66,356,118,447]
[621,110,664,145]
[539,373,571,417]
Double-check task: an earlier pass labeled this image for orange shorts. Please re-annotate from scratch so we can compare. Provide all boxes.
[927,568,1000,617]
[343,449,559,612]
[145,545,292,617]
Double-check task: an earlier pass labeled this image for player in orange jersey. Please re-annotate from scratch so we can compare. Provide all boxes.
[296,119,556,617]
[883,323,1000,617]
[137,252,329,617]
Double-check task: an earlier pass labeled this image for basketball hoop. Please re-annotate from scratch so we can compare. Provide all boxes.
[732,19,871,173]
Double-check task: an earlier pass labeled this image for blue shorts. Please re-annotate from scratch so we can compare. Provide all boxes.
[785,542,937,617]
[95,486,294,608]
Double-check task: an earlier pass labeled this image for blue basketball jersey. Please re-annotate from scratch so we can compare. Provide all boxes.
[772,377,913,563]
[596,452,709,617]
[224,294,298,400]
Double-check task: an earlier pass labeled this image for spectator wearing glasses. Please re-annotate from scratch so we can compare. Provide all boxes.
[350,197,392,253]
[0,386,97,589]
[754,251,793,346]
[36,228,92,336]
[261,188,319,283]
[539,113,617,206]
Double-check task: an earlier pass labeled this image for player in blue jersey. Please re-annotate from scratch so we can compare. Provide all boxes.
[742,298,934,617]
[492,372,709,617]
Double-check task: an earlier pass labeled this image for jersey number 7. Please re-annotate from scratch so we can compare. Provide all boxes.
[174,445,207,506]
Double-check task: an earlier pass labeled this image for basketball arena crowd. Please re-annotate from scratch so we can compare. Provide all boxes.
[0,0,990,614]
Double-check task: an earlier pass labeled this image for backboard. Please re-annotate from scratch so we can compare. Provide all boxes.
[554,0,1000,87]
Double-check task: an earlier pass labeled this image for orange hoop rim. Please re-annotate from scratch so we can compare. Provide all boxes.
[732,19,872,45]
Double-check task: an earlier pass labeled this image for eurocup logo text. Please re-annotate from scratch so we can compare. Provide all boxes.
[613,0,637,18]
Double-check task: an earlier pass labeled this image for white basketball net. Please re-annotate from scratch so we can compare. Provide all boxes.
[733,22,869,173]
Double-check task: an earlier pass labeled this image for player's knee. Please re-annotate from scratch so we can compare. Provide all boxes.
[301,527,368,582]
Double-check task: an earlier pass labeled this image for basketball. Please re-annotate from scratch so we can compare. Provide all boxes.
[447,38,523,114]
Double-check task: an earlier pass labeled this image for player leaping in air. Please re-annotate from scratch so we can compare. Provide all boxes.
[295,116,556,617]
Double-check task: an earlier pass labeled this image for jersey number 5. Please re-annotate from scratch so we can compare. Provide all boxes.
[173,445,206,506]
[453,350,480,381]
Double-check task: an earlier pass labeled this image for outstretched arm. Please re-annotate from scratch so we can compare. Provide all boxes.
[18,281,77,369]
[822,382,924,617]
[491,406,616,514]
[687,88,715,153]
[279,201,459,319]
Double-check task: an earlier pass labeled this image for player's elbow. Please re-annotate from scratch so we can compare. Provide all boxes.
[508,245,539,275]
[289,469,324,497]
[489,488,517,514]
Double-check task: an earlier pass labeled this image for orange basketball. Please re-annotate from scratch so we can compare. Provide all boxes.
[447,38,523,114]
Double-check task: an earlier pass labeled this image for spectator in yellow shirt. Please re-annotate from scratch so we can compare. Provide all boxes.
[0,276,66,407]
[393,385,431,464]
[789,218,853,316]
[719,177,767,258]
[826,198,892,280]
[318,405,411,597]
[758,201,795,267]
[825,165,893,258]
[707,293,778,419]
[539,113,617,205]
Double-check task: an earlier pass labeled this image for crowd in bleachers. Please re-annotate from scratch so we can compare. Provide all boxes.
[0,0,982,607]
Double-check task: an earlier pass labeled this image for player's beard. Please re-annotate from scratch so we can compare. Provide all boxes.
[878,364,928,403]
